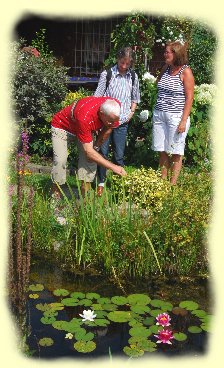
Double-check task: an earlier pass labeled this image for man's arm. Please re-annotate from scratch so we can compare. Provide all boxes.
[93,126,112,151]
[82,141,127,176]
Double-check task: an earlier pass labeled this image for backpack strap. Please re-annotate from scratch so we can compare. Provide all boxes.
[105,67,136,93]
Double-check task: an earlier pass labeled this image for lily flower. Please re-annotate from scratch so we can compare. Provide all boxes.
[79,309,97,322]
[154,329,174,344]
[65,333,73,339]
[156,312,171,327]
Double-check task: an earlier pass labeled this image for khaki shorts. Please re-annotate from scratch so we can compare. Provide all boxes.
[51,126,97,184]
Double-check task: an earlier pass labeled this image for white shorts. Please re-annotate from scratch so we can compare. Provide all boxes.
[152,109,190,155]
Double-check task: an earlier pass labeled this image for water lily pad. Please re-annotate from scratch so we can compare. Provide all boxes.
[149,324,163,334]
[29,293,39,299]
[123,345,144,357]
[127,294,151,305]
[131,305,151,314]
[53,289,70,297]
[39,337,54,347]
[95,310,108,318]
[172,307,188,316]
[74,340,96,353]
[41,316,56,325]
[70,292,85,299]
[200,323,210,332]
[111,296,128,305]
[149,299,163,308]
[43,310,58,318]
[92,303,103,311]
[78,298,92,307]
[179,301,199,311]
[49,302,65,311]
[128,336,149,345]
[136,339,157,352]
[149,309,163,317]
[129,320,143,327]
[86,292,100,300]
[129,326,151,338]
[160,301,173,311]
[61,298,79,307]
[91,318,110,327]
[108,311,132,323]
[143,317,155,326]
[173,332,188,341]
[188,326,202,333]
[52,320,71,331]
[74,327,87,340]
[191,309,207,318]
[102,303,118,311]
[29,283,44,292]
[97,297,111,304]
[36,303,51,312]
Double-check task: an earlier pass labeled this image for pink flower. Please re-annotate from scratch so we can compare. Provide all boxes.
[156,313,171,327]
[154,329,174,345]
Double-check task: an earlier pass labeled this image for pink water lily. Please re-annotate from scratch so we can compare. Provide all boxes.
[154,329,174,345]
[156,312,171,327]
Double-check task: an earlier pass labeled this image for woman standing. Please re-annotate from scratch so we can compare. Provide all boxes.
[94,46,140,196]
[152,41,194,184]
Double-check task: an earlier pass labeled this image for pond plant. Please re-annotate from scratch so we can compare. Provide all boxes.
[26,284,211,358]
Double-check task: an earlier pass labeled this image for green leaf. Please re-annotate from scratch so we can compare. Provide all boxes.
[95,310,108,318]
[29,293,39,299]
[74,327,87,340]
[74,340,96,353]
[188,326,202,333]
[52,320,71,331]
[97,297,111,304]
[149,324,163,334]
[129,326,151,338]
[191,309,207,318]
[53,289,70,297]
[36,303,51,312]
[49,302,65,311]
[102,303,118,311]
[173,332,188,341]
[143,317,155,326]
[39,337,54,347]
[127,294,151,305]
[108,311,132,323]
[111,296,128,305]
[129,320,143,327]
[136,339,157,352]
[78,298,93,307]
[149,309,163,317]
[179,301,199,311]
[200,323,210,332]
[61,298,79,306]
[123,345,144,357]
[92,303,103,311]
[130,305,151,314]
[43,310,58,318]
[40,316,56,325]
[70,292,85,299]
[86,292,100,300]
[91,318,110,327]
[29,283,44,292]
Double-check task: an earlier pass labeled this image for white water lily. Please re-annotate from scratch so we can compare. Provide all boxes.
[65,333,73,339]
[139,110,149,122]
[79,309,97,322]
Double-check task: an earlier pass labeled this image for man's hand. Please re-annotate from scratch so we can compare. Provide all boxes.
[112,165,127,176]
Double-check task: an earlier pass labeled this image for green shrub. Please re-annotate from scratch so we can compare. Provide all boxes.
[104,12,156,76]
[188,22,217,85]
[110,166,169,212]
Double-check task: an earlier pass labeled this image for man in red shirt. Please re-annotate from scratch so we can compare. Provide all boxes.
[51,96,127,197]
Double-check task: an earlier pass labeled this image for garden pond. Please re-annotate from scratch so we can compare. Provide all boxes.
[21,262,212,359]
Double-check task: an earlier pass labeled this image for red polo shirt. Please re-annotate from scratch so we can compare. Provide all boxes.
[51,96,120,143]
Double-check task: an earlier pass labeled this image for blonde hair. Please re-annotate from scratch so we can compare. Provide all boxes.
[166,41,188,66]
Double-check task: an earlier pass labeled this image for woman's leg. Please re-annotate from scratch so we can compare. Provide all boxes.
[159,151,170,179]
[170,154,182,185]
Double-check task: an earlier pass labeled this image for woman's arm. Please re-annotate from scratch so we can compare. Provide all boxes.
[178,67,195,133]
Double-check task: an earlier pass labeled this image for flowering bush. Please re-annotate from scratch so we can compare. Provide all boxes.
[155,16,193,46]
[110,167,169,212]
[194,84,217,106]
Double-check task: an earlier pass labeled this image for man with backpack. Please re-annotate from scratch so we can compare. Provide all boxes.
[94,47,140,196]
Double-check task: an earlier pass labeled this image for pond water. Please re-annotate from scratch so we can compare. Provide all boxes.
[24,263,212,359]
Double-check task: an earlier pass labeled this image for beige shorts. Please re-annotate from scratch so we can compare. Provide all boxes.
[51,126,97,184]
